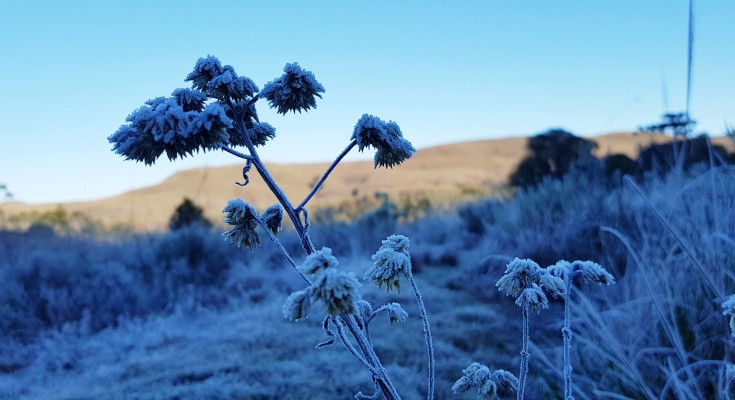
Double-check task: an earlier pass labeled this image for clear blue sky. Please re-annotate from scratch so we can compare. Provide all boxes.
[1,1,733,204]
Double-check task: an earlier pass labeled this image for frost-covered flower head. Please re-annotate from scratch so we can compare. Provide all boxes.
[260,62,325,114]
[309,268,361,316]
[186,55,258,102]
[299,247,339,275]
[221,199,261,249]
[285,248,361,319]
[108,91,232,165]
[352,114,415,168]
[365,234,412,292]
[548,260,615,285]
[452,362,518,400]
[496,258,564,310]
[260,204,283,235]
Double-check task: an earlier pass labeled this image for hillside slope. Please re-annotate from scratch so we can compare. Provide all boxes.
[2,132,726,231]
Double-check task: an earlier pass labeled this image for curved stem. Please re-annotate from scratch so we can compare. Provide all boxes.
[297,139,357,211]
[409,274,435,400]
[220,144,254,161]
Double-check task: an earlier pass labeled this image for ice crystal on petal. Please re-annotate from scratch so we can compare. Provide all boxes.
[299,247,339,276]
[261,62,324,114]
[283,289,312,321]
[261,204,283,235]
[309,268,361,316]
[221,199,261,250]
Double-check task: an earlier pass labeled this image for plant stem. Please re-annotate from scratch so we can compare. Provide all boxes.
[562,271,573,400]
[297,139,357,211]
[226,102,401,399]
[518,304,529,400]
[409,274,435,400]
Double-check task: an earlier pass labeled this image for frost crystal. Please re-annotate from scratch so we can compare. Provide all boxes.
[365,235,412,292]
[260,62,325,114]
[221,199,261,250]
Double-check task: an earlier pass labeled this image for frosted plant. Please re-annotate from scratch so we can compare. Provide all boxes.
[452,362,518,400]
[548,260,615,400]
[495,258,564,400]
[108,56,427,400]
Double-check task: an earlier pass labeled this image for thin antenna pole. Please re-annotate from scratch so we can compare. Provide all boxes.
[685,0,694,118]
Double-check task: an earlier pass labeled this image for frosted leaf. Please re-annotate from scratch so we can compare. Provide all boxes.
[309,268,361,316]
[299,247,339,275]
[283,289,311,321]
[260,62,324,114]
[261,204,283,235]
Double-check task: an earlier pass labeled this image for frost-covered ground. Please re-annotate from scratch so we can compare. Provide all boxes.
[2,164,735,399]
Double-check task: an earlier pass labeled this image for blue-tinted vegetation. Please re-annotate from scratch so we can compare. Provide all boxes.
[2,138,735,398]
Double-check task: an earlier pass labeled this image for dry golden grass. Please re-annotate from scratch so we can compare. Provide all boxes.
[2,132,731,231]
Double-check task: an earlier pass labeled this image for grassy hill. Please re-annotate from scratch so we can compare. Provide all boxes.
[1,132,728,231]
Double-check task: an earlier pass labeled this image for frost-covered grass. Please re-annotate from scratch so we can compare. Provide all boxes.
[2,161,735,399]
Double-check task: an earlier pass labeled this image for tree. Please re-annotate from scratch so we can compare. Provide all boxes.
[168,197,212,231]
[509,129,598,189]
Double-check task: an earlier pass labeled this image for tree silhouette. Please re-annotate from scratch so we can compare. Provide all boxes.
[169,198,212,231]
[509,129,598,188]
